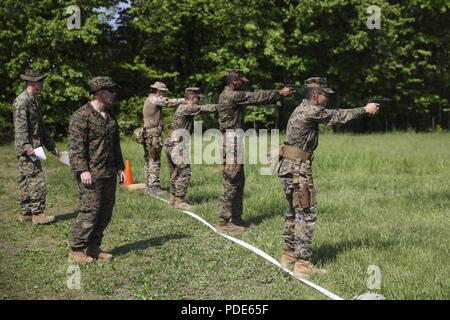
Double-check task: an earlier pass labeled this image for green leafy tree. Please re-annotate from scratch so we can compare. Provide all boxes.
[1,0,449,143]
[0,0,121,141]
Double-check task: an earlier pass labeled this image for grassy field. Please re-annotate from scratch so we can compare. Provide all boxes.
[0,133,449,300]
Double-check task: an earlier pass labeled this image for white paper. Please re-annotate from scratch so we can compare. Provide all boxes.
[30,146,46,162]
[59,151,70,166]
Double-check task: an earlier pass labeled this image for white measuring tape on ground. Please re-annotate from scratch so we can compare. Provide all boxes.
[151,195,344,300]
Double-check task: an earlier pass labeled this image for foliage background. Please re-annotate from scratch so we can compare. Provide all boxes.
[1,0,449,142]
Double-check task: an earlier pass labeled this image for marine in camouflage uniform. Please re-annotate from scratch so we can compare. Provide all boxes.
[142,81,184,195]
[164,87,217,209]
[217,69,293,233]
[68,76,125,264]
[13,69,59,225]
[277,77,380,278]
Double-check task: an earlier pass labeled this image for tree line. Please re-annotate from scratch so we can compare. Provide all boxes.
[1,0,449,143]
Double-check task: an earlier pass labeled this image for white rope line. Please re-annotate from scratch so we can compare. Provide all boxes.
[151,195,344,300]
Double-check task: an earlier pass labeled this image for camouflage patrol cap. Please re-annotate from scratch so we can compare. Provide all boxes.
[20,69,47,82]
[226,69,249,82]
[89,76,119,94]
[184,87,205,98]
[184,87,201,94]
[304,77,335,95]
[151,81,168,91]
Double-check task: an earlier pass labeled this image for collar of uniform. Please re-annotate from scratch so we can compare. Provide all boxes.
[303,99,319,109]
[87,102,109,121]
[23,90,39,108]
[23,90,34,101]
[224,86,235,92]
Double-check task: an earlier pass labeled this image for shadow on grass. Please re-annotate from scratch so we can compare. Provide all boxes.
[246,210,283,226]
[245,201,285,225]
[111,233,190,256]
[312,239,395,265]
[55,211,77,222]
[187,192,218,205]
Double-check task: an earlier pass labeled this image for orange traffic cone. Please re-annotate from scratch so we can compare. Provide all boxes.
[123,159,134,186]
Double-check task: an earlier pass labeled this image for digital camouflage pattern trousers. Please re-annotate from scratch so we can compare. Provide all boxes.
[165,141,191,198]
[279,170,317,261]
[143,129,163,188]
[219,132,245,222]
[219,163,245,222]
[18,159,46,215]
[70,176,116,250]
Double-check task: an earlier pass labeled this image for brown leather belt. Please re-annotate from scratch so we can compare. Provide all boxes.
[280,144,313,162]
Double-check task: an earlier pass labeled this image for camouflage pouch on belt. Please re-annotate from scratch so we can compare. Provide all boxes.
[293,181,317,209]
[133,127,144,144]
[293,184,310,209]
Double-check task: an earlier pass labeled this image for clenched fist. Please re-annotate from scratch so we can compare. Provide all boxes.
[364,103,381,116]
[26,148,35,157]
[118,170,126,184]
[80,171,93,187]
[279,87,293,97]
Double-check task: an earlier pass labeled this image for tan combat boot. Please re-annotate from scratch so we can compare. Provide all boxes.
[68,250,94,264]
[18,214,32,223]
[169,194,175,206]
[216,220,246,233]
[32,214,55,225]
[293,259,327,279]
[280,249,297,270]
[172,195,192,210]
[86,245,113,261]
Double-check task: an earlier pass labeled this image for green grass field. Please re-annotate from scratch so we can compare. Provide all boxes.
[1,133,449,300]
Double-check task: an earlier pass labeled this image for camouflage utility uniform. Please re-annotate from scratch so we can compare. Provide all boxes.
[68,98,124,251]
[278,98,366,260]
[165,101,217,198]
[142,93,184,189]
[218,81,281,225]
[13,90,56,217]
